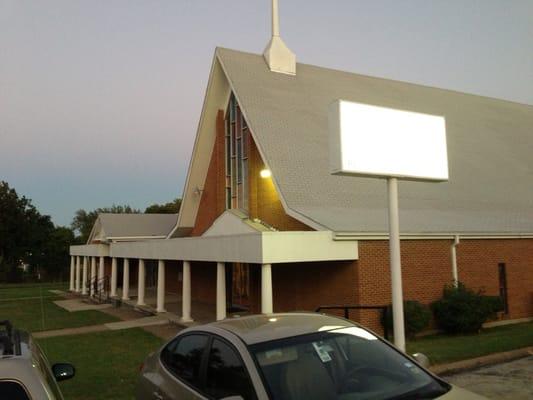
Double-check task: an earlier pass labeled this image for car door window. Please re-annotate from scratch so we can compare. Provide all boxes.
[205,338,256,400]
[161,334,208,389]
[0,381,31,400]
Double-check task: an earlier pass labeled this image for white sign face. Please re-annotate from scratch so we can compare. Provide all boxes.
[329,100,448,181]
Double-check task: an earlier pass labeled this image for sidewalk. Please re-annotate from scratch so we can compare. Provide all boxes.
[33,324,108,339]
[33,314,180,339]
[430,346,533,375]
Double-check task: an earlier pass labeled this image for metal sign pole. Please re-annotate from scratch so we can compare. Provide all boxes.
[387,177,406,351]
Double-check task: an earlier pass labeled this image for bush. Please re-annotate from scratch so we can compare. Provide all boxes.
[382,300,431,339]
[483,295,505,315]
[431,283,504,334]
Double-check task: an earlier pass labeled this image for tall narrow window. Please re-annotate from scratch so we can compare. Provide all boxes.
[224,94,249,213]
[241,111,249,211]
[498,263,509,314]
[225,117,231,209]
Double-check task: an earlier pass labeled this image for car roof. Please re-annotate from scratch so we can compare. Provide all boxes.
[206,312,356,345]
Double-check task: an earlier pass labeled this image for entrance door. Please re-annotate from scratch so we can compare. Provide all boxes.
[227,263,251,312]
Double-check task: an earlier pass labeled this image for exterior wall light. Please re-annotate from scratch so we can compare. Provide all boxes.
[260,169,272,178]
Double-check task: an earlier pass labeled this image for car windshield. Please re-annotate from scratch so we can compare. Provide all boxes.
[250,326,450,400]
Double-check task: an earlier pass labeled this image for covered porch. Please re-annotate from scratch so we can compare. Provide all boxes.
[70,229,358,324]
[110,230,358,322]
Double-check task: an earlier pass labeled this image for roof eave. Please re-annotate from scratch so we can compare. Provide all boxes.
[168,49,229,238]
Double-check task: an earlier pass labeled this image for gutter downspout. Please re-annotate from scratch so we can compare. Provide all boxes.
[451,235,460,286]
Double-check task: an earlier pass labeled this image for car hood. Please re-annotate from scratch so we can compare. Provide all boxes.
[439,385,487,399]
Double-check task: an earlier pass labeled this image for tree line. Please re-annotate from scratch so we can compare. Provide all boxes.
[0,181,180,283]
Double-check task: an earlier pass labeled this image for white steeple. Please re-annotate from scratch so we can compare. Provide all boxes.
[263,0,296,75]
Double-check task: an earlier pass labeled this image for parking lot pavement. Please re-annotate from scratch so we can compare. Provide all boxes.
[445,356,533,399]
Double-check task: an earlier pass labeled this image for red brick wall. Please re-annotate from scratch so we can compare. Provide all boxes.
[165,260,182,295]
[191,262,217,305]
[457,239,533,320]
[355,239,533,332]
[272,261,358,319]
[191,111,226,236]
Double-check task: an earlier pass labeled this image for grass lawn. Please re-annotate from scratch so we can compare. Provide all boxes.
[407,321,533,365]
[0,282,69,300]
[39,329,165,400]
[0,296,118,332]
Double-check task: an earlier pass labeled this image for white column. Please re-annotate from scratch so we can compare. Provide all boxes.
[387,177,406,352]
[75,256,81,292]
[90,256,96,297]
[261,263,273,314]
[156,260,166,313]
[97,256,105,295]
[182,261,192,322]
[81,256,88,295]
[216,262,226,321]
[137,259,146,306]
[122,258,130,300]
[69,256,75,291]
[110,257,117,297]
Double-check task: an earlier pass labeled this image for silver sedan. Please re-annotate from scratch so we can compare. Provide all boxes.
[136,312,486,400]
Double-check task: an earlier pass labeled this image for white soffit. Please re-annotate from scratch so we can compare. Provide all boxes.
[329,100,448,181]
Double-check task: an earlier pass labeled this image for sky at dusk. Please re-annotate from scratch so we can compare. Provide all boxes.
[1,0,532,227]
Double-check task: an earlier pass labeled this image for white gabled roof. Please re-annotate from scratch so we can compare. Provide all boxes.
[88,213,178,244]
[173,47,533,237]
[202,210,276,237]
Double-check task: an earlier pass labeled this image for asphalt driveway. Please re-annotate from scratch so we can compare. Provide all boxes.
[445,356,533,399]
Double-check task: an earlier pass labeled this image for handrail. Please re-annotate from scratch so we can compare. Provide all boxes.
[315,304,390,340]
[85,275,110,303]
[96,276,110,303]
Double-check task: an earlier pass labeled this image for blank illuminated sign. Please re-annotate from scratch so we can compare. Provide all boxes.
[329,100,448,181]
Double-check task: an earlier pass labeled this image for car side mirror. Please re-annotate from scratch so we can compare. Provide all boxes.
[411,353,430,369]
[52,363,76,382]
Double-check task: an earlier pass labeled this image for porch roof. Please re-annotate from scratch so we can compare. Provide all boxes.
[108,231,357,264]
[69,243,109,257]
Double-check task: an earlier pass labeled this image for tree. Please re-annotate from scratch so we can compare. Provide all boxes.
[37,226,75,281]
[0,181,70,282]
[0,181,33,269]
[144,198,181,214]
[71,204,140,243]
